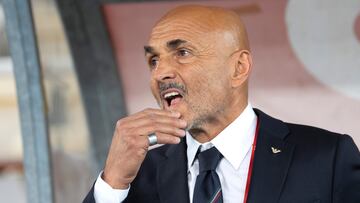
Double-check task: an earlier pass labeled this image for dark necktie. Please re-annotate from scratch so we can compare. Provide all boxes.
[193,147,223,203]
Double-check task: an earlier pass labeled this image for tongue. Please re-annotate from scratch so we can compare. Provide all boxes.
[170,97,182,106]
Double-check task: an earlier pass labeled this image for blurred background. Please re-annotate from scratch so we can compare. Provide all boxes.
[0,0,359,202]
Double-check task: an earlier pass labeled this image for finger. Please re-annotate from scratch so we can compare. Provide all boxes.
[132,132,180,148]
[127,108,181,121]
[130,132,180,148]
[114,111,183,133]
[134,123,186,138]
[153,132,182,145]
[127,115,187,130]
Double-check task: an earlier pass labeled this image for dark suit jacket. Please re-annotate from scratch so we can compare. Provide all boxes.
[83,109,360,203]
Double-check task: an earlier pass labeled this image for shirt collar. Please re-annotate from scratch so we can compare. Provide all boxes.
[186,103,257,170]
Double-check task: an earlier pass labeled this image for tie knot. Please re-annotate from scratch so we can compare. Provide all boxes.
[197,147,223,173]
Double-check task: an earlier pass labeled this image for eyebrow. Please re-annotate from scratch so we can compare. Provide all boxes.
[144,46,156,56]
[143,39,188,56]
[167,39,188,50]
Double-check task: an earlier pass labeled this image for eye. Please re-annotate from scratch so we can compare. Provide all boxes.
[176,49,191,57]
[149,56,159,69]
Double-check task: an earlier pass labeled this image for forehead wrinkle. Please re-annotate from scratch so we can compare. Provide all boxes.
[150,22,215,50]
[150,31,201,50]
[150,30,222,60]
[151,21,240,51]
[153,20,212,35]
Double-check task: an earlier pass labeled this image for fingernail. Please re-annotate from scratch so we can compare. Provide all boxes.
[175,137,181,143]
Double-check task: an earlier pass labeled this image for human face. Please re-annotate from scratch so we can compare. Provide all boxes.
[145,19,233,130]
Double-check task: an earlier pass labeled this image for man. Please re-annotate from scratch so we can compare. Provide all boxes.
[84,5,360,203]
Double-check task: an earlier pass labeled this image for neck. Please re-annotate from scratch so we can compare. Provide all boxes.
[189,100,248,143]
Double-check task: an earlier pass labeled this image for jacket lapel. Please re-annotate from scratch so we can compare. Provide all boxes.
[157,138,190,203]
[247,109,295,203]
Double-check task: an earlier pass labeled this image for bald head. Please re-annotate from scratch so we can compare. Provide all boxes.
[152,5,250,51]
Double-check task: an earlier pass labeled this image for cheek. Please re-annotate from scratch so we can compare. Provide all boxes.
[197,64,229,90]
[150,80,159,99]
[181,58,230,99]
[188,67,226,99]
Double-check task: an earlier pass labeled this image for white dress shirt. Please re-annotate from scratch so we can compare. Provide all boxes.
[94,104,257,203]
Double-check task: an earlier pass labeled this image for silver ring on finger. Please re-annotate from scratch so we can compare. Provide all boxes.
[148,133,158,146]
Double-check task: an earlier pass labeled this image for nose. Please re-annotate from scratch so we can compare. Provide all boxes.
[153,61,176,82]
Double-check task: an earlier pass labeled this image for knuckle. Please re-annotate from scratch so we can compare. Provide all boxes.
[128,138,137,147]
[162,135,173,143]
[171,118,180,125]
[122,135,131,143]
[117,127,128,138]
[115,119,125,129]
[122,127,132,135]
[169,126,178,133]
[152,122,161,130]
[124,135,136,145]
[166,136,177,144]
[136,148,147,157]
[143,108,153,114]
[142,122,152,130]
[147,113,155,122]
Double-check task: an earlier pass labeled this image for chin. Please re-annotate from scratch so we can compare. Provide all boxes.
[183,115,203,132]
[177,110,193,129]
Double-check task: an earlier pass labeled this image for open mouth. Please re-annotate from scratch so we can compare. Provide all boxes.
[162,90,184,107]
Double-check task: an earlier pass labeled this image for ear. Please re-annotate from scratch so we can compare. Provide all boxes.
[230,50,252,88]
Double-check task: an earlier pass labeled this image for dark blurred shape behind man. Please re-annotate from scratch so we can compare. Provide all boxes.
[83,5,360,203]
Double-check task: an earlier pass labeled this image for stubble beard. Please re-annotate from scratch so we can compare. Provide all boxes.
[154,91,227,136]
[185,98,227,136]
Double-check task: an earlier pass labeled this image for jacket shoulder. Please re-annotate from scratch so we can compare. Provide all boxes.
[285,122,344,144]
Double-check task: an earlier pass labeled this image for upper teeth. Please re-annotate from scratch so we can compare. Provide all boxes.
[164,92,180,99]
